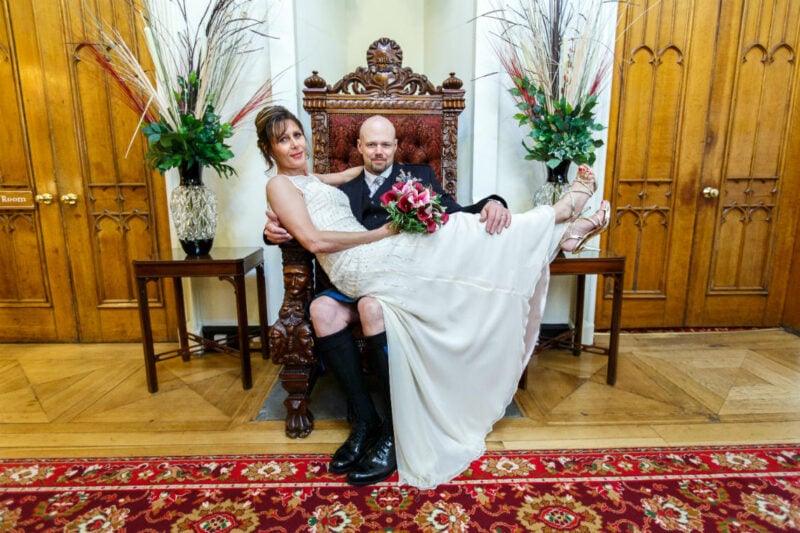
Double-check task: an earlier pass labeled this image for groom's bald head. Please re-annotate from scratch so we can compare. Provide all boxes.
[357,115,398,174]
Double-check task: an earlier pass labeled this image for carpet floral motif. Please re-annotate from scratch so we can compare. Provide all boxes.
[1,445,798,531]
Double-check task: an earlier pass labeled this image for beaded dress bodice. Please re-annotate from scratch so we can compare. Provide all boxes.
[285,174,365,233]
[279,174,376,297]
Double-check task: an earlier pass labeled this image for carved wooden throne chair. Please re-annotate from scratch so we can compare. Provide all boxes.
[269,38,465,438]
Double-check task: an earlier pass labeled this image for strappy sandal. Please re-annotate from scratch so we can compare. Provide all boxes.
[562,165,597,220]
[560,200,611,253]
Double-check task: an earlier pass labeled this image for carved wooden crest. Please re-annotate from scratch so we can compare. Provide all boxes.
[328,37,444,97]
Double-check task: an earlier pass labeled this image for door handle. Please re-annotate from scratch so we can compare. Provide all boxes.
[60,193,79,206]
[702,187,719,199]
[35,193,54,205]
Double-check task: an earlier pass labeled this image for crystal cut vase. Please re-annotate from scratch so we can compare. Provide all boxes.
[169,164,217,256]
[532,160,572,207]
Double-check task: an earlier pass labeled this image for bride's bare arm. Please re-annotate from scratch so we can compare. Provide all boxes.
[317,165,363,186]
[267,175,395,253]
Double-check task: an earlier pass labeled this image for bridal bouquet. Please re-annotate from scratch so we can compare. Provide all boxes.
[380,171,450,234]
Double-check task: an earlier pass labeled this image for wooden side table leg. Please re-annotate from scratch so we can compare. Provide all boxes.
[136,277,158,393]
[573,274,586,356]
[255,263,269,359]
[607,271,624,385]
[233,274,253,390]
[173,277,190,361]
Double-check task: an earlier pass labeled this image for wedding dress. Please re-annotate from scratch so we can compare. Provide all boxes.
[281,174,565,489]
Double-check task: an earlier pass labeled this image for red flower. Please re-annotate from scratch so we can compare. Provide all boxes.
[416,205,433,222]
[380,189,398,204]
[397,193,414,213]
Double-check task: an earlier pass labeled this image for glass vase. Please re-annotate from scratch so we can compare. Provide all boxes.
[170,164,217,256]
[532,160,572,207]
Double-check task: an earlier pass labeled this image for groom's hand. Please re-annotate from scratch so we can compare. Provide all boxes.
[480,200,511,235]
[264,210,294,243]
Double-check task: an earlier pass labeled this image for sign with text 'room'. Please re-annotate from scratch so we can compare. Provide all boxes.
[0,190,34,210]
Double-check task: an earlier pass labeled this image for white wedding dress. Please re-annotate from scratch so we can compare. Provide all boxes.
[281,174,565,489]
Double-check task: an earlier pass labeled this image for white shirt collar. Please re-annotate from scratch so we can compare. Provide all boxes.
[364,165,393,187]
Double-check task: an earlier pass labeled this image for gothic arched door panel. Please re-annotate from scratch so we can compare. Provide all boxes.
[598,0,800,328]
[0,0,175,341]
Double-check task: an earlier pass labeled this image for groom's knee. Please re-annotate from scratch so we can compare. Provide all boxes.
[358,297,385,336]
[309,296,358,337]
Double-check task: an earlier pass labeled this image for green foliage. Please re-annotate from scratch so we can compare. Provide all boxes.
[387,210,430,234]
[142,75,236,178]
[511,77,605,169]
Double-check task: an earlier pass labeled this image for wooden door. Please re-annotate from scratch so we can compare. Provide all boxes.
[598,0,800,328]
[0,0,175,341]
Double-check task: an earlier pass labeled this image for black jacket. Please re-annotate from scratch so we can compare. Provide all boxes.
[339,163,506,230]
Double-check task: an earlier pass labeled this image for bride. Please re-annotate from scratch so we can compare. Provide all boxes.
[257,105,609,489]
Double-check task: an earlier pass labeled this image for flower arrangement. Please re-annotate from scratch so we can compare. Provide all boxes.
[380,172,450,234]
[487,0,622,172]
[509,76,604,169]
[83,0,274,179]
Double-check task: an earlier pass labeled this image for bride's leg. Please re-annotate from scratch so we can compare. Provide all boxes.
[553,165,596,224]
[560,200,611,253]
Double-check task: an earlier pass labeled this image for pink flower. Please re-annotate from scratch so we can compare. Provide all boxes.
[415,188,430,206]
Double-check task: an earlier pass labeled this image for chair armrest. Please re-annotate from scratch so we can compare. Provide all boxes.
[268,241,316,366]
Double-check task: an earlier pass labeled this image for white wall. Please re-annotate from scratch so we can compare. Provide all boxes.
[179,0,616,340]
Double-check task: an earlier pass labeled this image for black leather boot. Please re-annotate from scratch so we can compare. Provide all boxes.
[346,332,397,485]
[346,423,396,485]
[329,420,380,474]
[317,329,380,474]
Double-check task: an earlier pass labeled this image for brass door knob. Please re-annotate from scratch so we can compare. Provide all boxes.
[35,193,54,205]
[60,193,79,206]
[702,187,720,199]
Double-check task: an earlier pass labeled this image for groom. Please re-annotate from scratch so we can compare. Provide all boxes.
[265,115,511,485]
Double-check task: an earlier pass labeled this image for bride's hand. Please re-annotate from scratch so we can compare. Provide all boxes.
[382,222,400,236]
[342,165,363,182]
[319,165,364,185]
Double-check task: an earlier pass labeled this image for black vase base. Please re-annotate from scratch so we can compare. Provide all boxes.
[180,238,214,257]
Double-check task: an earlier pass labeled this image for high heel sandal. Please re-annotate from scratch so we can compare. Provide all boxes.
[562,165,597,220]
[560,200,611,253]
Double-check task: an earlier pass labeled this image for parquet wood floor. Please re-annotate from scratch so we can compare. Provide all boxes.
[1,328,798,459]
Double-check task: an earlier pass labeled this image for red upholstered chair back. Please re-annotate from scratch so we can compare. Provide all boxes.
[324,115,445,180]
[302,37,465,199]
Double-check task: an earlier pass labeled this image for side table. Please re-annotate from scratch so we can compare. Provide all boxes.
[133,247,269,392]
[530,250,625,385]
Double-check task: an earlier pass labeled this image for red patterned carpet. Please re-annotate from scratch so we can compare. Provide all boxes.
[2,445,799,531]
